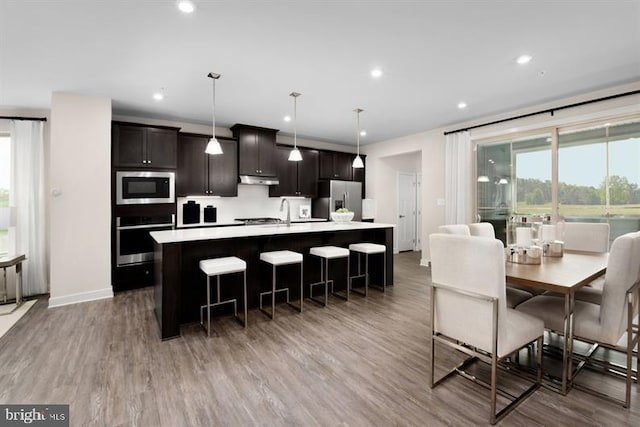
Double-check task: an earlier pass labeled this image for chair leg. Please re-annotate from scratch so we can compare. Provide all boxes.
[299,262,304,313]
[490,353,498,424]
[324,258,329,306]
[243,270,248,328]
[207,276,212,337]
[272,264,276,320]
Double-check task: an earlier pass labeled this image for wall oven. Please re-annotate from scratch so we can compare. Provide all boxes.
[116,171,175,205]
[116,215,174,266]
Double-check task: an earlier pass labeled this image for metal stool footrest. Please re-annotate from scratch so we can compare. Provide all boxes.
[260,288,291,319]
[200,298,238,336]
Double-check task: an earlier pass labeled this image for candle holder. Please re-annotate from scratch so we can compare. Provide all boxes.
[542,241,564,257]
[506,245,542,265]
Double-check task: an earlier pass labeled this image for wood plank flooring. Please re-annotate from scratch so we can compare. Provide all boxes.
[0,251,638,426]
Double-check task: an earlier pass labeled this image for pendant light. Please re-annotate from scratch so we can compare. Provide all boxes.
[205,72,223,155]
[288,92,302,161]
[352,108,364,168]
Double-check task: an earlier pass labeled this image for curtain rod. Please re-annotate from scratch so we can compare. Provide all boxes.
[0,116,47,122]
[443,89,640,136]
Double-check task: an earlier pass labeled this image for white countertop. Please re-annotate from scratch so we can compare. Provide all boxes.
[176,218,327,229]
[177,220,245,228]
[151,221,394,244]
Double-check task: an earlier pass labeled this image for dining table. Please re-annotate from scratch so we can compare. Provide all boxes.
[505,250,609,395]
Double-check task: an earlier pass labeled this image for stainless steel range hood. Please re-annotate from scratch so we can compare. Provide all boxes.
[239,175,280,185]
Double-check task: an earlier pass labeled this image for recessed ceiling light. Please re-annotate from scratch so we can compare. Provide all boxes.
[360,130,367,137]
[517,54,532,64]
[370,68,383,78]
[153,92,164,101]
[457,102,467,109]
[283,115,291,122]
[177,0,195,13]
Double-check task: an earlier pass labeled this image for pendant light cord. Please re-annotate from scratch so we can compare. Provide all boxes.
[293,94,297,149]
[211,78,216,137]
[356,110,360,155]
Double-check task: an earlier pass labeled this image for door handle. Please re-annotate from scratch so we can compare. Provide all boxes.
[399,215,405,218]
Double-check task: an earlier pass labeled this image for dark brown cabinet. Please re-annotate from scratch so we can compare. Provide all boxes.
[177,133,238,197]
[269,146,319,197]
[319,151,353,180]
[352,154,366,198]
[231,124,278,176]
[112,122,178,169]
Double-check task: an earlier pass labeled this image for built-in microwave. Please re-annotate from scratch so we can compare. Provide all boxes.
[116,171,175,205]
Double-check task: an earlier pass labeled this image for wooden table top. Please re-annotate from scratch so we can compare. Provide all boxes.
[505,251,608,294]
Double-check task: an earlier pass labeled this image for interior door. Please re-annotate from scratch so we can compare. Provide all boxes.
[397,173,417,251]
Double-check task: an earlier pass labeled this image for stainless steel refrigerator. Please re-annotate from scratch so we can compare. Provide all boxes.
[312,180,362,221]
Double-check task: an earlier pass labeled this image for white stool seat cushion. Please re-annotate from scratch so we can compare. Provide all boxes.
[349,243,386,254]
[310,246,349,259]
[199,256,246,276]
[260,250,303,265]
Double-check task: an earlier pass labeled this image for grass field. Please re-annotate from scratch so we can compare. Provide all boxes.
[515,202,640,217]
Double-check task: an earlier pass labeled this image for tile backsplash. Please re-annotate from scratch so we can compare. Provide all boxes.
[177,185,312,226]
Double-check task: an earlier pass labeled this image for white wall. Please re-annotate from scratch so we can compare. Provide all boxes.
[364,130,445,265]
[48,93,113,307]
[362,81,640,266]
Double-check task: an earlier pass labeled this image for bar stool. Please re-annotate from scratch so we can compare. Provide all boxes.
[259,250,304,319]
[199,256,247,337]
[349,243,386,296]
[309,246,350,306]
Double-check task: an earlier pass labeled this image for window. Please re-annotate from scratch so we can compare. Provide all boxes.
[476,117,640,242]
[0,135,10,254]
[476,134,551,220]
[559,121,640,218]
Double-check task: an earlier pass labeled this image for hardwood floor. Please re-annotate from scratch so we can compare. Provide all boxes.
[0,251,638,426]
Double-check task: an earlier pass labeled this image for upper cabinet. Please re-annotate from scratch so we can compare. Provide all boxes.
[319,151,354,180]
[177,133,238,197]
[269,146,319,197]
[112,122,178,169]
[231,124,278,177]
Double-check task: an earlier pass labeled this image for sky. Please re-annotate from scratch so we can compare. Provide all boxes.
[517,138,640,187]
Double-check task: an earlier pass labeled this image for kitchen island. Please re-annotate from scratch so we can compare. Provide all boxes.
[151,222,394,339]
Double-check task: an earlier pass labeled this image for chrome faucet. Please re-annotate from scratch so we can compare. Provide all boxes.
[280,198,291,226]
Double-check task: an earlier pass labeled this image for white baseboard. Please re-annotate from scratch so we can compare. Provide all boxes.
[48,287,114,308]
[420,257,430,267]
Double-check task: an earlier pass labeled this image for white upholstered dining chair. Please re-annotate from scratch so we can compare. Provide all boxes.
[466,222,535,307]
[516,231,640,407]
[557,221,610,253]
[554,221,611,300]
[429,233,544,424]
[468,222,495,238]
[437,224,470,235]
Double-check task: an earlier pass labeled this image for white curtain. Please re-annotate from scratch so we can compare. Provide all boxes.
[445,131,473,224]
[10,120,47,295]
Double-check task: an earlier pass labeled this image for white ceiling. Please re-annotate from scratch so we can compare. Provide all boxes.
[1,1,639,145]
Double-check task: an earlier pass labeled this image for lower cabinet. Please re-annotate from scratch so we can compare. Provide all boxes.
[113,264,154,292]
[269,146,318,197]
[177,133,238,197]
